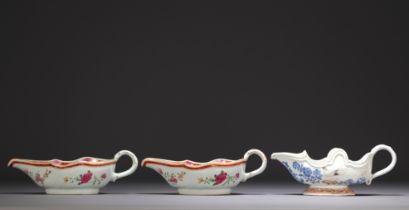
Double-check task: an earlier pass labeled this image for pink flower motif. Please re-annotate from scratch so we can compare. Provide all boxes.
[80,171,93,184]
[235,173,240,179]
[214,171,228,185]
[185,161,193,165]
[35,173,44,184]
[169,175,178,184]
[101,173,107,180]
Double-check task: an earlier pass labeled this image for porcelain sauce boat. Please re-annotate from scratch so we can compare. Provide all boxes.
[8,150,138,194]
[271,144,396,196]
[142,149,267,195]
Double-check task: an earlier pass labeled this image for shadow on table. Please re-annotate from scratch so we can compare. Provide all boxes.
[282,193,403,196]
[132,192,260,196]
[0,192,403,196]
[0,192,136,195]
[355,193,403,196]
[0,192,255,195]
[0,192,45,195]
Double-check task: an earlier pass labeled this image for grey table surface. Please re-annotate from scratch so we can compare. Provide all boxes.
[0,181,408,210]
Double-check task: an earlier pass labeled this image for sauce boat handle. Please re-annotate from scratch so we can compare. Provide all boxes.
[111,150,139,182]
[242,149,267,182]
[370,144,397,181]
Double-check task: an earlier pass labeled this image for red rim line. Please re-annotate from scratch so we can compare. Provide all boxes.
[142,159,246,170]
[8,160,117,169]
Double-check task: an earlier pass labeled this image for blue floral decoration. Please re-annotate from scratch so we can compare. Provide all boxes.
[336,177,367,185]
[281,161,322,184]
[280,161,366,185]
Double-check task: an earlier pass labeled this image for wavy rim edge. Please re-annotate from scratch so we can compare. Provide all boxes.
[142,158,246,169]
[8,158,117,169]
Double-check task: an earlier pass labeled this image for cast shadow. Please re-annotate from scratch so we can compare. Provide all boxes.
[2,192,401,196]
[0,192,251,195]
[132,192,251,196]
[281,193,403,196]
[355,193,403,196]
[0,192,45,195]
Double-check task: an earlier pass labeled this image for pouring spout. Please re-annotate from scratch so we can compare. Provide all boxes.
[8,158,28,169]
[7,158,41,183]
[8,158,40,173]
[271,151,308,162]
[141,158,172,170]
[141,158,177,177]
[271,152,285,160]
[8,159,16,168]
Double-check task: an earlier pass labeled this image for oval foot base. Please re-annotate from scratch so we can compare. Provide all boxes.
[304,186,355,196]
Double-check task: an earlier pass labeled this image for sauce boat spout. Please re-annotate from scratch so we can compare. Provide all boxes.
[271,151,307,162]
[8,158,32,174]
[141,158,171,169]
[8,158,54,187]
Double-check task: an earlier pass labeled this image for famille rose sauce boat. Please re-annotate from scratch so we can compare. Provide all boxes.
[142,149,267,195]
[271,144,397,196]
[8,150,138,194]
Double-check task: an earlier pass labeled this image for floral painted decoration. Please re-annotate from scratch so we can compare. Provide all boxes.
[24,169,52,186]
[64,171,107,185]
[281,161,322,184]
[282,161,366,185]
[157,169,186,184]
[322,177,367,185]
[198,170,240,186]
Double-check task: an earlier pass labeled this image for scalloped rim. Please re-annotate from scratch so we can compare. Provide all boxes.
[271,148,372,168]
[8,157,117,169]
[142,158,246,170]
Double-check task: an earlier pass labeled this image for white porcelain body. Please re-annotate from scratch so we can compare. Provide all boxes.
[142,149,267,195]
[271,144,397,195]
[8,150,138,194]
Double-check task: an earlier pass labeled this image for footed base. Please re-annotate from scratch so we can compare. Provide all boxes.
[178,188,231,195]
[45,188,100,195]
[304,186,355,196]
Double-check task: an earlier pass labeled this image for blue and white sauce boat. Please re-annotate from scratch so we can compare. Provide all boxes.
[271,144,397,196]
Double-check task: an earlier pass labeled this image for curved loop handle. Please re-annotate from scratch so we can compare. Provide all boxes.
[242,149,267,182]
[111,150,138,182]
[370,144,397,181]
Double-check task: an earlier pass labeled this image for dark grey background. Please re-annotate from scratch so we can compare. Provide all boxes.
[1,1,408,182]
